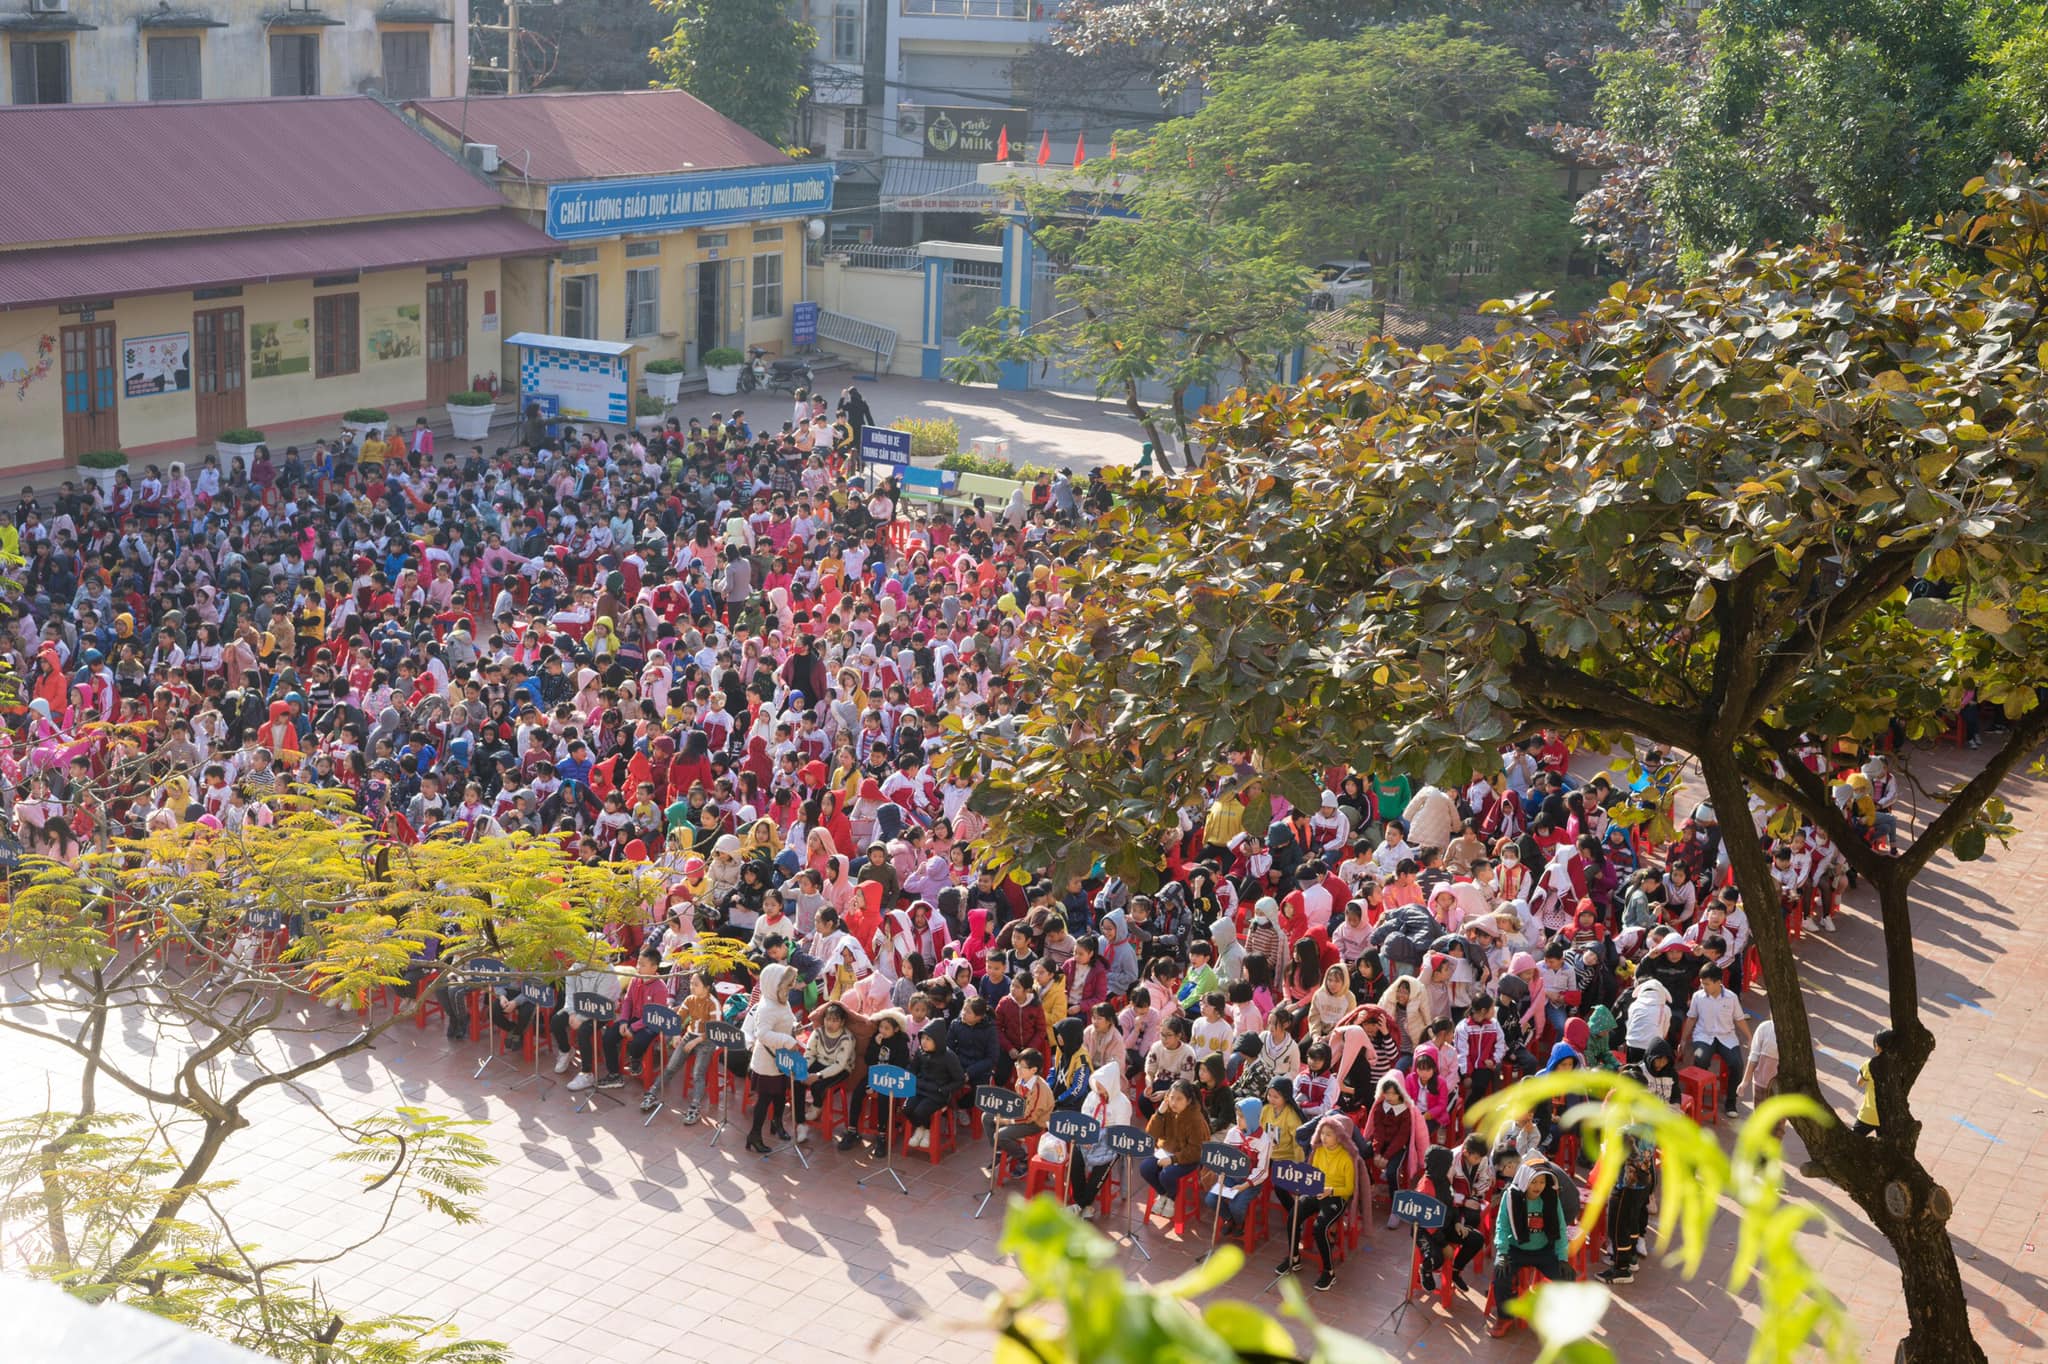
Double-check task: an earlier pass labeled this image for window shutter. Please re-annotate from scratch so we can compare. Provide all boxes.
[270,37,288,96]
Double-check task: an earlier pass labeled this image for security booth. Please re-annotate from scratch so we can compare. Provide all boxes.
[506,333,637,433]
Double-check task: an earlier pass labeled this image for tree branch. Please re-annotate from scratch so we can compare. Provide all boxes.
[1889,699,2048,880]
[1742,548,1919,727]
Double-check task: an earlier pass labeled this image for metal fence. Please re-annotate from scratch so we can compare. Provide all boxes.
[815,243,925,271]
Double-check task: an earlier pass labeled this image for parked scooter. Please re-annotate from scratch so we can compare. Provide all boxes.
[736,345,813,394]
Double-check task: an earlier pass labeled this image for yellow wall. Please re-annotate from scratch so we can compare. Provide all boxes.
[0,258,503,475]
[812,257,926,376]
[19,2,467,104]
[534,222,808,372]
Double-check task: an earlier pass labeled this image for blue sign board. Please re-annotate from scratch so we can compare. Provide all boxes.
[545,164,836,242]
[975,1085,1026,1119]
[860,426,912,465]
[1047,1111,1100,1144]
[572,992,616,1022]
[705,1020,745,1049]
[1200,1141,1251,1180]
[1270,1160,1324,1197]
[776,1047,809,1080]
[1391,1189,1448,1230]
[792,301,819,348]
[1103,1124,1151,1158]
[868,1064,915,1099]
[643,1004,682,1038]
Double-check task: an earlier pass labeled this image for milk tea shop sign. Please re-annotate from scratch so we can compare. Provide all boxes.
[545,164,836,241]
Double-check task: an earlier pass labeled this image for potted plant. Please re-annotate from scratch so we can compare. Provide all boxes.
[634,393,668,434]
[643,357,685,405]
[77,448,128,496]
[702,346,744,396]
[215,428,265,464]
[446,389,496,441]
[340,407,389,442]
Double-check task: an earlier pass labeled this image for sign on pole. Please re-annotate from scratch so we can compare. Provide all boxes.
[793,301,819,348]
[1391,1189,1448,1230]
[860,426,912,466]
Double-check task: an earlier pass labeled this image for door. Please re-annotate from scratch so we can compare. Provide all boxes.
[694,260,722,369]
[192,306,245,441]
[425,279,468,404]
[60,322,118,460]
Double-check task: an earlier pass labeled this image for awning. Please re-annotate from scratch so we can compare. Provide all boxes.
[878,157,996,214]
[0,211,557,312]
[504,333,636,357]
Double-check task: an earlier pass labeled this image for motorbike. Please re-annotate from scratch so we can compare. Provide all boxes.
[736,345,813,394]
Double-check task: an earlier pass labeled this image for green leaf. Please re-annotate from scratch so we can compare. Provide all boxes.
[1202,1301,1295,1357]
[1530,1280,1612,1344]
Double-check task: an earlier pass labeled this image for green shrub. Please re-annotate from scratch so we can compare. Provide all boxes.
[703,346,745,368]
[342,408,389,424]
[635,394,667,417]
[939,449,1016,477]
[217,428,265,445]
[901,417,962,462]
[1017,462,1057,482]
[77,449,128,469]
[644,358,685,375]
[446,390,495,406]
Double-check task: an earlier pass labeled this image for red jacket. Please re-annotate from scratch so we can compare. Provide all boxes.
[996,994,1048,1058]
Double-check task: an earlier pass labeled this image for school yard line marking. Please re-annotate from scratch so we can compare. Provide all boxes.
[1944,993,1993,1014]
[1952,1116,2002,1144]
[1992,1072,2048,1100]
[1814,1046,1864,1074]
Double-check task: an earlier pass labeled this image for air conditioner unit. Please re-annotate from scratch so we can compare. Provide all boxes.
[895,103,921,138]
[28,0,68,14]
[463,143,501,173]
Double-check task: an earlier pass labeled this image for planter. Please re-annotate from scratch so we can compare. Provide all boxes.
[215,439,262,467]
[645,369,683,404]
[80,464,120,496]
[705,364,741,396]
[447,401,495,441]
[635,415,664,436]
[340,419,385,444]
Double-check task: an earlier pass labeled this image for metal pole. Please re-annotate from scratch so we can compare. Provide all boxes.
[1113,1152,1151,1261]
[858,1095,909,1195]
[506,999,550,1095]
[1261,1193,1307,1294]
[472,980,501,1079]
[505,0,520,94]
[708,1058,733,1146]
[973,1117,1002,1219]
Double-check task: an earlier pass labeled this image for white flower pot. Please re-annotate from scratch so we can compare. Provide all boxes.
[705,364,741,396]
[340,419,387,443]
[645,370,683,404]
[215,439,262,466]
[635,415,664,435]
[447,402,495,441]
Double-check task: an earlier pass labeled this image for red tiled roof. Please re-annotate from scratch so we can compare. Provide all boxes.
[0,97,506,250]
[0,212,555,311]
[408,90,791,183]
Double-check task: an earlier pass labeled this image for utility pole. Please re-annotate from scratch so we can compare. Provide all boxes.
[506,0,520,93]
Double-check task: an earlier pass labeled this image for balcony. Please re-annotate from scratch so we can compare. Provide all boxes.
[900,0,1038,17]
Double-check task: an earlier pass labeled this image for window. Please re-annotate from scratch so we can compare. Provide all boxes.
[697,232,727,249]
[751,253,783,319]
[561,274,598,338]
[624,240,661,259]
[624,267,660,339]
[270,33,319,97]
[314,293,360,378]
[753,226,785,244]
[832,0,862,61]
[147,37,201,101]
[11,41,69,105]
[839,106,868,151]
[381,30,431,100]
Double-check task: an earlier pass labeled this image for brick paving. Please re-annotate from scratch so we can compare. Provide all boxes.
[3,748,2045,1362]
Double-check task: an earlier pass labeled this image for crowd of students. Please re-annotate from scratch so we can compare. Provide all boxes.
[2,386,1893,1334]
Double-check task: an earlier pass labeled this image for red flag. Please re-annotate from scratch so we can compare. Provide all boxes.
[996,124,1009,161]
[1109,136,1119,161]
[1186,144,1195,169]
[1073,133,1087,168]
[1036,130,1050,166]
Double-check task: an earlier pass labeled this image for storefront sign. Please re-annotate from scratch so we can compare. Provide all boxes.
[123,331,190,399]
[792,301,819,348]
[545,164,835,242]
[919,106,1025,162]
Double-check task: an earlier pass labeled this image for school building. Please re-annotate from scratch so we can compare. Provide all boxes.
[404,90,835,379]
[0,95,556,476]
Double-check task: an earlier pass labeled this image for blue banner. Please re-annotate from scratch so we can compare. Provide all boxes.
[792,300,819,348]
[545,164,835,241]
[860,426,912,465]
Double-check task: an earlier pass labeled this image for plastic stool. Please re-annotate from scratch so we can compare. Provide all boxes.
[1678,1066,1723,1125]
[1409,1242,1456,1309]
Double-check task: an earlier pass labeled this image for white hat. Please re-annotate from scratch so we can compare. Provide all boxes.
[1321,790,1339,808]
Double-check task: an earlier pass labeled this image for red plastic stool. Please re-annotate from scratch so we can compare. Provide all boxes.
[1142,1174,1202,1236]
[1484,1266,1549,1334]
[1677,1066,1723,1125]
[1024,1155,1070,1200]
[1409,1242,1456,1309]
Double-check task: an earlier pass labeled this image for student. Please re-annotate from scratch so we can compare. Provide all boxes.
[1259,1006,1302,1080]
[555,950,623,1092]
[1421,1134,1493,1293]
[1597,1109,1659,1284]
[646,968,721,1117]
[1139,1080,1210,1202]
[840,1008,912,1152]
[1197,1053,1237,1134]
[794,1000,855,1141]
[995,973,1048,1080]
[1191,990,1235,1059]
[951,995,1002,1087]
[1068,1063,1132,1219]
[1676,963,1748,1118]
[1144,1014,1199,1111]
[902,1019,966,1151]
[1854,1028,1894,1136]
[1280,1116,1357,1292]
[1048,1017,1092,1109]
[1364,1074,1428,1227]
[1488,1162,1574,1336]
[991,1048,1055,1170]
[1202,1097,1274,1238]
[1454,994,1505,1101]
[741,962,800,1155]
[601,946,669,1089]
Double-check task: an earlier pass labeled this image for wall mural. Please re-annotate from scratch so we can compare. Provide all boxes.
[365,304,421,363]
[123,332,192,398]
[249,317,310,380]
[0,333,55,401]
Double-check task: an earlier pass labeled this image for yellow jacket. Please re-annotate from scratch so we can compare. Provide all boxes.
[1312,1142,1356,1201]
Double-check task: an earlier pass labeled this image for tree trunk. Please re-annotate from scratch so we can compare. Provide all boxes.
[1696,752,1985,1364]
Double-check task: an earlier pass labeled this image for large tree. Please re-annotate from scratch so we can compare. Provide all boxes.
[954,161,2048,1363]
[649,0,814,144]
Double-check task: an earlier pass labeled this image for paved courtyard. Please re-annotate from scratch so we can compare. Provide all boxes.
[2,745,2045,1363]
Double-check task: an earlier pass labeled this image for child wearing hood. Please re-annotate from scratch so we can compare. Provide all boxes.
[1202,1096,1274,1237]
[1533,1040,1584,1154]
[1068,1062,1133,1219]
[1584,1005,1621,1069]
[795,1000,856,1142]
[741,962,800,1155]
[1624,977,1673,1063]
[1488,1156,1574,1335]
[951,996,1002,1087]
[1049,1017,1092,1110]
[1364,1074,1430,1228]
[901,1018,966,1151]
[838,1007,912,1152]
